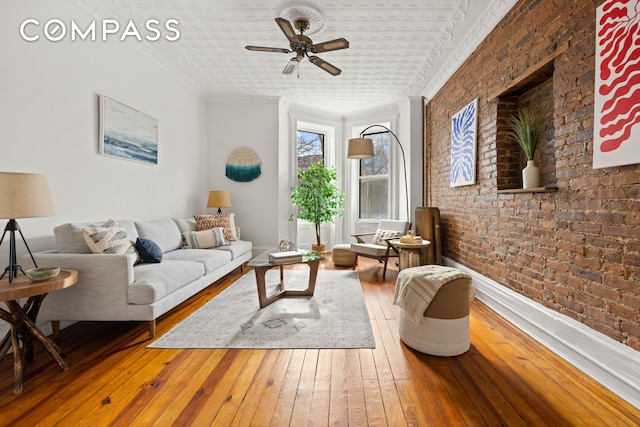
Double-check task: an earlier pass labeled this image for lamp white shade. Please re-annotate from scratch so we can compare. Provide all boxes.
[347,137,374,159]
[207,190,232,209]
[0,172,55,219]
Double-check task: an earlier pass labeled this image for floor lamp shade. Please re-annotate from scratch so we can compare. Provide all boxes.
[347,137,375,159]
[207,190,231,214]
[0,172,56,219]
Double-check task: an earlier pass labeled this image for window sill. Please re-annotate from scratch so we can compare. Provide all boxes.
[497,187,557,194]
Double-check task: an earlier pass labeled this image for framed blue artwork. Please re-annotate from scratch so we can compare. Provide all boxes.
[450,98,478,187]
[100,95,158,165]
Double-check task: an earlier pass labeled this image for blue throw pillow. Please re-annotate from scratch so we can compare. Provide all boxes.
[135,237,163,263]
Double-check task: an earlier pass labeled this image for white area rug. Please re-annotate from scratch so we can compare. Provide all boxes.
[148,270,375,349]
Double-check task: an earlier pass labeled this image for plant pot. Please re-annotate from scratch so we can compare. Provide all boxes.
[311,243,326,254]
[522,160,540,189]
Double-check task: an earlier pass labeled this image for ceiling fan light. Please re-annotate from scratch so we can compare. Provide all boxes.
[282,57,300,75]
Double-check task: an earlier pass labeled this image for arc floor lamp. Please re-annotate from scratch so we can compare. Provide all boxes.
[347,125,409,220]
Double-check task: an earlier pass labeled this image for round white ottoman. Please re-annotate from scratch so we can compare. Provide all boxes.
[398,274,472,356]
[331,244,356,267]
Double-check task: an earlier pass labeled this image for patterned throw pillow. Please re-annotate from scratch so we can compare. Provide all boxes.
[83,219,138,256]
[182,228,228,249]
[194,213,238,241]
[371,229,403,245]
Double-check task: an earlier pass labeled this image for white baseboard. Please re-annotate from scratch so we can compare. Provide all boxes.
[444,257,640,409]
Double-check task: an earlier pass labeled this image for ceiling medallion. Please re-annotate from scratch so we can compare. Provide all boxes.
[278,2,325,35]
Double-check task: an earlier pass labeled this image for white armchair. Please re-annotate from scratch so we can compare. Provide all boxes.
[350,220,411,277]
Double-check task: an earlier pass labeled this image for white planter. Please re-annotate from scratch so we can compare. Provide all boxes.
[522,160,540,189]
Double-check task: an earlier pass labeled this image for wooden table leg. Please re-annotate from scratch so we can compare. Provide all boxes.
[0,299,70,394]
[6,300,69,369]
[254,259,321,308]
[11,322,23,394]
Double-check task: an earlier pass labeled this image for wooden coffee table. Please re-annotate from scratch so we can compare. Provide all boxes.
[248,249,324,308]
[0,269,78,394]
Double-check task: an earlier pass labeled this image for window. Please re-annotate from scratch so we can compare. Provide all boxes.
[297,130,324,171]
[359,131,389,219]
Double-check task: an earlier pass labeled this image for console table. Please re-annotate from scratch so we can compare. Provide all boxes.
[0,269,78,394]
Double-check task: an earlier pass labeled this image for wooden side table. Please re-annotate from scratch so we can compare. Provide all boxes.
[0,269,78,394]
[390,239,432,271]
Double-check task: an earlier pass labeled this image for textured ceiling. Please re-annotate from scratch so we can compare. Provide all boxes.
[95,0,516,113]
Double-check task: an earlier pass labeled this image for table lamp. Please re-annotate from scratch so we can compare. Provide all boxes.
[0,172,56,282]
[207,190,231,214]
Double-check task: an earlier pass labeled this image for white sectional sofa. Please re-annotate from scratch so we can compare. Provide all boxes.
[21,218,252,338]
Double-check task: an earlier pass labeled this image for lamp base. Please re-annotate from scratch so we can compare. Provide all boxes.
[0,219,38,283]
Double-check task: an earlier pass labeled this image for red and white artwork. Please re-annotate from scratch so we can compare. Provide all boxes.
[594,0,640,169]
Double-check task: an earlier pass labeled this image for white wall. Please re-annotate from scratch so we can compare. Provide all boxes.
[207,98,279,252]
[0,3,208,272]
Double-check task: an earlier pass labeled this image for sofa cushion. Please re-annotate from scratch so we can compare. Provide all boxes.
[194,213,238,241]
[129,260,205,304]
[135,219,183,253]
[173,218,197,234]
[350,242,389,257]
[214,240,252,260]
[182,228,228,249]
[163,248,231,274]
[54,220,138,254]
[136,237,163,263]
[83,220,138,256]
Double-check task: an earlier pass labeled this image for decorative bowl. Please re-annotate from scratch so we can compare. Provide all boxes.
[25,266,61,282]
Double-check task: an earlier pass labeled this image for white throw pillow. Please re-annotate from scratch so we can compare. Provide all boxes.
[83,219,138,256]
[371,229,403,245]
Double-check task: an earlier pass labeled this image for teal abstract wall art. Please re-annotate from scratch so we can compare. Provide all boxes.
[225,147,262,182]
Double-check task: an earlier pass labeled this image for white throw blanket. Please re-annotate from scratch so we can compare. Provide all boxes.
[393,265,472,323]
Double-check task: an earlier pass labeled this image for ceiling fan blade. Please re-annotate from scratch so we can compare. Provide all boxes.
[282,57,300,75]
[308,56,342,76]
[275,18,300,43]
[310,38,349,53]
[245,45,290,53]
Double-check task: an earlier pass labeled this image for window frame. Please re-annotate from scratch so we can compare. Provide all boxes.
[358,130,390,220]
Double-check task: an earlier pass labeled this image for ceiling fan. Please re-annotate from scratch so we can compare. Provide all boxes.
[245,17,349,76]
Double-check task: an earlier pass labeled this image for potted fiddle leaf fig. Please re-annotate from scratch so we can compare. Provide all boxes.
[290,161,345,253]
[507,108,544,189]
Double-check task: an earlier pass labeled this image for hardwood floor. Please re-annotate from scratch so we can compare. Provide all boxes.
[1,256,639,426]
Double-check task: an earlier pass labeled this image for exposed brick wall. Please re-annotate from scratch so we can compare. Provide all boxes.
[425,0,640,350]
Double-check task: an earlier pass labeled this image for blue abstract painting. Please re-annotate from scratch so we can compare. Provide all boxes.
[100,95,158,165]
[450,98,478,187]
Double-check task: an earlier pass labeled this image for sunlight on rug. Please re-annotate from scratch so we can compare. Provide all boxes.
[148,269,375,349]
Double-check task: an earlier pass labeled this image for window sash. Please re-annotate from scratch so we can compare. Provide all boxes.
[358,131,389,219]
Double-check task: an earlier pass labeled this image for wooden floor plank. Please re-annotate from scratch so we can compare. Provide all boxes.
[210,349,267,426]
[328,349,348,425]
[269,349,306,426]
[289,349,319,426]
[0,256,638,426]
[307,349,332,426]
[248,349,294,426]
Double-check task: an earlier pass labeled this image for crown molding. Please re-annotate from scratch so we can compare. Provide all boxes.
[417,0,518,102]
